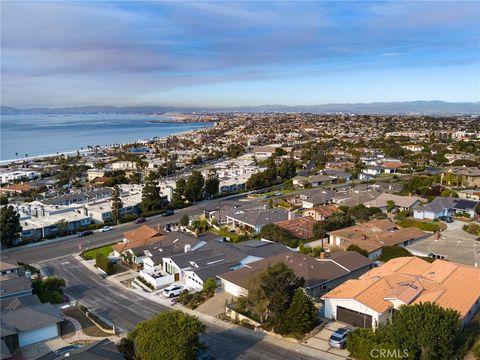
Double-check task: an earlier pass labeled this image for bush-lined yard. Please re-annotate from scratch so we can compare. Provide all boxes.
[81,244,114,260]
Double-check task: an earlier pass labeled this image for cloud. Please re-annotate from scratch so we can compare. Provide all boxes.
[1,1,479,106]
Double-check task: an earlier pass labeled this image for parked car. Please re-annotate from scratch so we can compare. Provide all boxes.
[100,226,113,232]
[78,230,94,237]
[54,345,81,356]
[135,217,147,224]
[328,328,352,349]
[162,209,174,217]
[439,215,454,223]
[162,284,185,298]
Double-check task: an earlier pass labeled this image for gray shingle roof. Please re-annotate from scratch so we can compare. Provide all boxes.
[1,303,63,333]
[53,339,124,360]
[1,294,41,312]
[227,208,289,227]
[0,274,32,298]
[419,197,479,213]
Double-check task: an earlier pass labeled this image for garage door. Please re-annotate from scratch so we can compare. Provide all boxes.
[19,324,58,347]
[336,306,372,328]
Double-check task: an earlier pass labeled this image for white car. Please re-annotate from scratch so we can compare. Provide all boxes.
[162,285,185,298]
[99,226,113,232]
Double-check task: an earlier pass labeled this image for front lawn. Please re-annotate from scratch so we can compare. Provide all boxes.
[81,244,114,260]
[210,227,244,242]
[63,307,112,337]
[398,219,440,232]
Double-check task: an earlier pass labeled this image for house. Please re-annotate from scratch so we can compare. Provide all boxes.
[0,260,20,276]
[413,197,479,220]
[225,208,289,233]
[441,167,480,188]
[359,166,383,180]
[219,251,372,298]
[0,171,41,184]
[303,204,342,221]
[86,168,106,181]
[112,225,165,259]
[299,189,335,209]
[322,169,352,182]
[163,238,289,291]
[322,257,480,328]
[292,174,336,188]
[275,217,316,240]
[0,274,33,300]
[253,146,277,159]
[1,303,63,352]
[364,193,425,213]
[327,219,429,259]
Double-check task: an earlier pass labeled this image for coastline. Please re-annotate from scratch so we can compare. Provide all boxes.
[0,123,212,166]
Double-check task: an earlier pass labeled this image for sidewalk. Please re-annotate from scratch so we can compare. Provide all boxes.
[79,259,347,360]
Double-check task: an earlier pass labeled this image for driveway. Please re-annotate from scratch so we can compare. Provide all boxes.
[302,321,350,358]
[406,219,480,266]
[196,290,232,317]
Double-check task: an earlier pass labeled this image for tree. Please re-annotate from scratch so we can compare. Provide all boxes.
[203,278,217,297]
[128,310,205,360]
[259,223,298,248]
[55,219,69,236]
[172,178,187,206]
[441,189,459,198]
[389,302,461,360]
[0,205,22,248]
[185,171,204,202]
[260,263,304,321]
[179,214,189,227]
[386,200,395,213]
[32,276,65,303]
[276,288,318,338]
[111,185,123,224]
[377,246,412,262]
[346,244,369,257]
[204,172,219,198]
[141,172,164,213]
[96,253,113,275]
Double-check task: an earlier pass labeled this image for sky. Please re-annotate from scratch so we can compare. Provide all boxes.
[1,1,479,107]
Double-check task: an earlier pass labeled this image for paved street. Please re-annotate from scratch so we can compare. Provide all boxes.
[40,255,333,360]
[6,194,259,264]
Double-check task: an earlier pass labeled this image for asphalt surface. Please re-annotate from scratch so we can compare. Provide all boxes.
[6,194,259,264]
[42,255,320,360]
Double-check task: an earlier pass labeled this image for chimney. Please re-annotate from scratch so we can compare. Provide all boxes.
[83,207,88,216]
[184,244,191,253]
[288,211,295,220]
[320,252,326,259]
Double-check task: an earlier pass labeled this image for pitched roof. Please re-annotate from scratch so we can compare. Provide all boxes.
[417,196,479,213]
[0,274,32,297]
[1,303,63,333]
[226,208,289,227]
[0,258,19,272]
[322,257,480,318]
[123,225,161,243]
[1,294,41,312]
[364,193,425,209]
[327,219,428,254]
[275,217,316,239]
[304,204,342,218]
[219,251,370,290]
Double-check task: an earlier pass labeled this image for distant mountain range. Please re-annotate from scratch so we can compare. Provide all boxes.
[1,101,479,115]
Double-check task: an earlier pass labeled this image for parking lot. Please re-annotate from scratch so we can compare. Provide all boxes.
[302,321,351,358]
[406,220,480,266]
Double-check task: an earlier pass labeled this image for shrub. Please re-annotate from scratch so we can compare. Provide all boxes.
[346,244,369,257]
[32,277,65,304]
[377,246,413,262]
[463,223,480,236]
[399,219,440,232]
[136,276,155,290]
[95,253,113,275]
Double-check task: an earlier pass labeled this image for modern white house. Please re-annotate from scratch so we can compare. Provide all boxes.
[0,170,41,184]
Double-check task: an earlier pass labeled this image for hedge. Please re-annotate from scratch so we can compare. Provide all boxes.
[399,219,440,232]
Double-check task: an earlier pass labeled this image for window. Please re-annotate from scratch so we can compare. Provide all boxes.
[321,284,327,291]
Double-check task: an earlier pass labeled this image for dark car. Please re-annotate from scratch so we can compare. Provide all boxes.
[135,217,147,224]
[78,230,93,237]
[162,209,174,217]
[439,215,454,223]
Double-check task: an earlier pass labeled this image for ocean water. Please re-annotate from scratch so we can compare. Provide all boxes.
[0,114,212,161]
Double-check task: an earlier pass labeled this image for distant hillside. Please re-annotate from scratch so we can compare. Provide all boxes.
[1,101,479,115]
